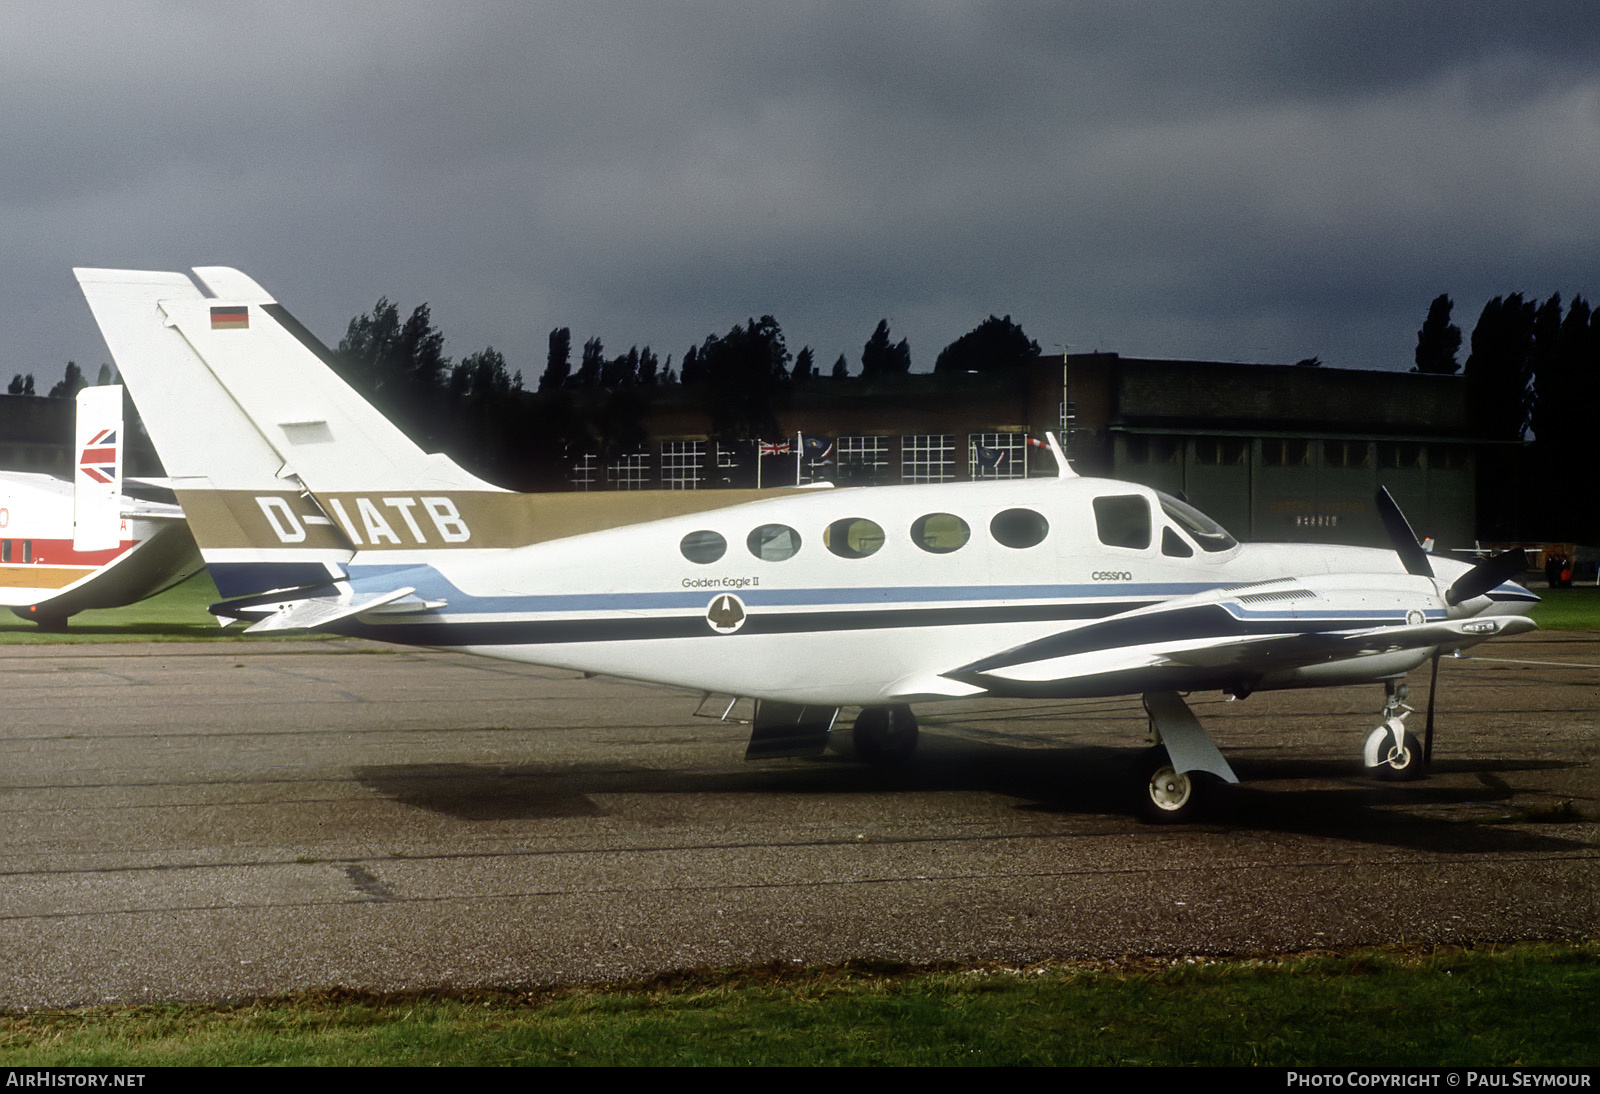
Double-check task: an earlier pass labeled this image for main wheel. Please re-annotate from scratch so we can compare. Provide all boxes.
[1364,725,1424,781]
[1139,751,1207,824]
[852,705,919,766]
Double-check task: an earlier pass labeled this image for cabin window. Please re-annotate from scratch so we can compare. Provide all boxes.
[824,518,885,559]
[990,508,1048,549]
[1093,495,1151,550]
[680,530,727,564]
[912,513,970,554]
[1161,527,1194,558]
[747,524,801,561]
[1157,492,1238,552]
[1,540,9,563]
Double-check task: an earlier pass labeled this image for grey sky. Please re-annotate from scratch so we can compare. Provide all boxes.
[6,1,1598,391]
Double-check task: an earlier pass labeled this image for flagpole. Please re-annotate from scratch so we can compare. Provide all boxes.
[795,431,802,486]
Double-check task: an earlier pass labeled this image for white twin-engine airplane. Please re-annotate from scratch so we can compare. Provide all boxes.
[75,266,1538,821]
[0,385,200,628]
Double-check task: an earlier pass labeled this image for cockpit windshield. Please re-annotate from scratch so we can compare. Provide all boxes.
[1156,492,1238,553]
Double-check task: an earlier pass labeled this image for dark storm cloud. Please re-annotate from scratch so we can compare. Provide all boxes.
[3,1,1598,392]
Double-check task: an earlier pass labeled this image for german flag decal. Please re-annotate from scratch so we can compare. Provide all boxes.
[210,305,249,330]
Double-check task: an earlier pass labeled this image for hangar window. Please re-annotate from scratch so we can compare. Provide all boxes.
[747,523,801,561]
[1262,439,1311,468]
[680,530,727,564]
[1323,440,1371,470]
[824,518,885,559]
[1094,495,1151,550]
[1379,443,1423,471]
[990,508,1048,549]
[912,513,970,554]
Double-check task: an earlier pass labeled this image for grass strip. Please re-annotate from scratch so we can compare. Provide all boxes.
[2,943,1595,1067]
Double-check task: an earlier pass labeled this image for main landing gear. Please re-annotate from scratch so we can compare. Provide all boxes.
[852,704,919,766]
[1136,691,1240,824]
[1363,681,1424,781]
[1139,748,1211,824]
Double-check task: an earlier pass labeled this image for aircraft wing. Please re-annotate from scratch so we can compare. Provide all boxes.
[943,593,1536,699]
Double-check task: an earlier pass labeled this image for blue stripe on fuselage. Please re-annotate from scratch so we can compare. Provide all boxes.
[342,564,1216,615]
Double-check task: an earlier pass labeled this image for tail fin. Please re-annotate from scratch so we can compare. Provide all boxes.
[72,384,124,552]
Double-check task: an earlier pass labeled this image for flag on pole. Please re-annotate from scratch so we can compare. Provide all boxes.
[801,435,833,462]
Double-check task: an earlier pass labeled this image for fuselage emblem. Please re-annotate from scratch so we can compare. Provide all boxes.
[707,593,747,634]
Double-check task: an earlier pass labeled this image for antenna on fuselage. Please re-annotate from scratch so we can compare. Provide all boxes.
[1044,432,1076,478]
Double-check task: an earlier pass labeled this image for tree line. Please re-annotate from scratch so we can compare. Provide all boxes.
[323,304,1041,490]
[1413,291,1600,539]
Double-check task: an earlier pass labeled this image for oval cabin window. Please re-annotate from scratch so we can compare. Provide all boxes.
[824,517,885,559]
[912,513,970,554]
[680,530,727,564]
[747,523,802,561]
[990,508,1049,549]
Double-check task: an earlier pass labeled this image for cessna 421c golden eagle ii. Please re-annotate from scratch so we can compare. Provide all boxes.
[75,266,1538,821]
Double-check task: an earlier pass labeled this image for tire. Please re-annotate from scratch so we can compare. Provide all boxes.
[1364,725,1424,781]
[852,705,919,766]
[1139,751,1207,824]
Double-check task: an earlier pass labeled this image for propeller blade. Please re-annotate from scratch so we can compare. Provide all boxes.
[1375,487,1433,578]
[1446,550,1528,606]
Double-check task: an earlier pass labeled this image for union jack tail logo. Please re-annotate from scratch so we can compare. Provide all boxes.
[79,428,118,485]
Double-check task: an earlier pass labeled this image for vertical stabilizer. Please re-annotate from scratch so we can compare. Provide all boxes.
[75,268,355,596]
[72,385,124,552]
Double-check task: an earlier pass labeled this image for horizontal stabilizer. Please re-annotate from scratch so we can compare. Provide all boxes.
[244,586,441,633]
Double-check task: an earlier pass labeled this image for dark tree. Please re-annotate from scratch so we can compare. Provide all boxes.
[693,315,791,439]
[638,346,660,387]
[831,353,849,380]
[1463,294,1537,441]
[792,345,816,385]
[860,320,911,378]
[337,299,454,447]
[96,364,116,386]
[601,347,639,389]
[576,337,604,389]
[538,327,571,393]
[7,375,22,395]
[680,343,705,387]
[933,315,1041,373]
[48,361,87,400]
[1413,294,1462,374]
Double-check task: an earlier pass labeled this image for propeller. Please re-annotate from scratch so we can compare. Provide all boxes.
[1373,487,1530,771]
[1444,549,1529,606]
[1374,487,1526,605]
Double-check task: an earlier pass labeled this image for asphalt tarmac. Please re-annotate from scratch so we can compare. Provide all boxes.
[1,635,1595,1009]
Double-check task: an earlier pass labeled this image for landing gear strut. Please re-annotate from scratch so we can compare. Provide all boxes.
[852,704,919,766]
[1363,681,1424,780]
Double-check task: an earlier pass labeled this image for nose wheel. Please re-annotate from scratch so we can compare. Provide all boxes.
[1364,682,1425,780]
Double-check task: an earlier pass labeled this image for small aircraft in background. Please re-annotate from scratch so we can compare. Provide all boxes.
[76,266,1537,820]
[0,385,201,629]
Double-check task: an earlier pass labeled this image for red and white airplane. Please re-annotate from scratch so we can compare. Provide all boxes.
[0,385,201,628]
